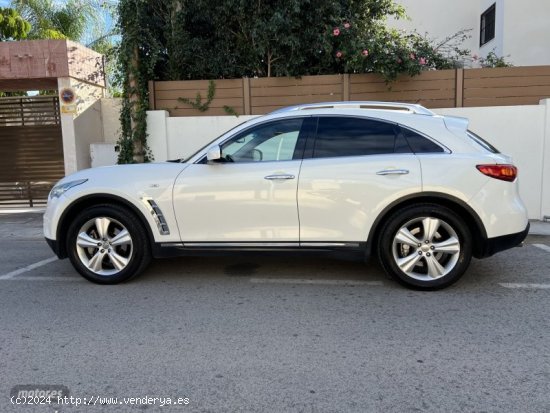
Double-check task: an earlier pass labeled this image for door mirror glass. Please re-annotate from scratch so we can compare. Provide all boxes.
[206,145,221,162]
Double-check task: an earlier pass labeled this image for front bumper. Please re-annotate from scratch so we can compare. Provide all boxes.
[479,223,530,258]
[45,237,66,259]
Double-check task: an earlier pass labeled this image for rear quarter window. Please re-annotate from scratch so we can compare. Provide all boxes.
[467,130,500,153]
[401,127,445,154]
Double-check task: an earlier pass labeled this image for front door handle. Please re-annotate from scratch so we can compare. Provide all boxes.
[376,169,410,176]
[264,174,295,180]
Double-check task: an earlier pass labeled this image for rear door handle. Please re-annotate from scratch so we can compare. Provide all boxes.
[376,169,409,176]
[264,174,295,180]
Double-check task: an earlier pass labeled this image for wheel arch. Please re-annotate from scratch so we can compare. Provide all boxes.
[55,194,155,259]
[366,192,487,259]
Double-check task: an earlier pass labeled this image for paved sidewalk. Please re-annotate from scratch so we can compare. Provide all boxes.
[529,220,550,236]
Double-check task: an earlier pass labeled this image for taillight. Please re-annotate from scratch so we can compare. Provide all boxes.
[476,164,517,182]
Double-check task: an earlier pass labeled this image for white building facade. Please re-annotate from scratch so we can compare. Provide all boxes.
[388,0,550,66]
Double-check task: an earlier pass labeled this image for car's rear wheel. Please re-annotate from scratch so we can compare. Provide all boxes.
[66,205,151,284]
[378,204,472,290]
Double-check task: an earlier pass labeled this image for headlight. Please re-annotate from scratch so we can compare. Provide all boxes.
[49,179,88,199]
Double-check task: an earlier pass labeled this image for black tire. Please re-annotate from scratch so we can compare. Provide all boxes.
[377,203,472,290]
[66,204,152,284]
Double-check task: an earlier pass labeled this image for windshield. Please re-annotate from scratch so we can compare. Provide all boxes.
[181,120,249,162]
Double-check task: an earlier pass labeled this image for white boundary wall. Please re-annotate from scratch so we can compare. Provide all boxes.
[146,100,550,220]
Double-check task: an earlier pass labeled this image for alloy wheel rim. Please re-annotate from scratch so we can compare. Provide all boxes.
[75,217,133,276]
[391,217,460,281]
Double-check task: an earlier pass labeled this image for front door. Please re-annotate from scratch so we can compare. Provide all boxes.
[173,117,308,243]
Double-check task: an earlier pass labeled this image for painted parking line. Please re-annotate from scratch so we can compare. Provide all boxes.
[533,244,550,253]
[0,257,58,280]
[5,276,80,281]
[250,278,383,286]
[499,283,550,290]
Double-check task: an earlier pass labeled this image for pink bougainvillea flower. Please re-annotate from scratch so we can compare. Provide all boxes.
[419,57,427,65]
[336,51,343,58]
[410,53,416,60]
[472,54,479,61]
[344,22,351,29]
[333,28,340,36]
[362,49,369,56]
[397,58,403,64]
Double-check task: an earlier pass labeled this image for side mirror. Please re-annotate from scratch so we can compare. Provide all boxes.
[206,145,221,162]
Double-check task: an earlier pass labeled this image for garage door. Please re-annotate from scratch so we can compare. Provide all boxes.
[0,96,64,207]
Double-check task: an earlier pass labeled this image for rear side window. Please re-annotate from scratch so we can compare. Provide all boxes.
[313,117,402,158]
[401,127,445,154]
[467,130,500,153]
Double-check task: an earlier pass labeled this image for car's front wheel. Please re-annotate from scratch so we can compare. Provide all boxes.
[66,205,151,284]
[378,204,472,290]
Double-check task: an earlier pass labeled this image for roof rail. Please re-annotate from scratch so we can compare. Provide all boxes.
[269,101,435,116]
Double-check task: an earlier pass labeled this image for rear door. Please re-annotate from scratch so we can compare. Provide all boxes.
[297,116,422,243]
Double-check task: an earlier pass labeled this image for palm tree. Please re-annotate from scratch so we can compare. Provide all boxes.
[0,7,31,41]
[12,0,103,42]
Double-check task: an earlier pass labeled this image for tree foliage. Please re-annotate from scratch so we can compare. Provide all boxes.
[0,7,31,41]
[166,0,409,79]
[12,0,102,41]
[116,0,471,163]
[115,0,160,163]
[479,51,513,68]
[122,0,468,82]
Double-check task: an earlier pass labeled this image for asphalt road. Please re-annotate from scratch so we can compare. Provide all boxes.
[1,212,549,413]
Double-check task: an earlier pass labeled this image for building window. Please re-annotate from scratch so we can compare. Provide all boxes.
[480,3,496,46]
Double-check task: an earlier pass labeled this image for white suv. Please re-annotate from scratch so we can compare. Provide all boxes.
[44,102,529,289]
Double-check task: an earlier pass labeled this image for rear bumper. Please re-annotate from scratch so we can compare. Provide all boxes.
[45,237,66,259]
[478,223,529,258]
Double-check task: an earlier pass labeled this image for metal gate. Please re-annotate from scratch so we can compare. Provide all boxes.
[0,96,64,207]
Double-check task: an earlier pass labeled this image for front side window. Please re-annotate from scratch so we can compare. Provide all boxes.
[480,3,496,46]
[220,118,303,163]
[313,117,400,159]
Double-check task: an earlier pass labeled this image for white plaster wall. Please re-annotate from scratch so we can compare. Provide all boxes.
[69,78,105,116]
[73,100,103,170]
[59,113,77,175]
[58,76,106,174]
[389,0,550,66]
[501,0,550,66]
[540,100,550,220]
[435,104,547,219]
[147,111,170,161]
[100,98,122,144]
[91,143,118,168]
[148,114,257,162]
[388,0,480,60]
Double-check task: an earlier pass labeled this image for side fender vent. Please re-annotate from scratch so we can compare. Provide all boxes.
[144,198,170,235]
